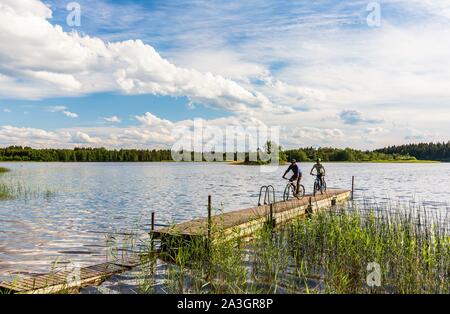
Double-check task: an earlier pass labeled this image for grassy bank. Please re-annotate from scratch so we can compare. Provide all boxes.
[139,203,449,294]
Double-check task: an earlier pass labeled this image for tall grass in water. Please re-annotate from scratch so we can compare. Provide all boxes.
[141,224,250,294]
[0,167,11,199]
[0,180,55,200]
[0,168,55,200]
[0,183,13,200]
[140,203,449,294]
[271,206,449,293]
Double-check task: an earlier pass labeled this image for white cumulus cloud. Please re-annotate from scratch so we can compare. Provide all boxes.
[0,0,290,114]
[104,116,121,123]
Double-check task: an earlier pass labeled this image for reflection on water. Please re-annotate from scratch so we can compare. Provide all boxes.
[0,162,449,280]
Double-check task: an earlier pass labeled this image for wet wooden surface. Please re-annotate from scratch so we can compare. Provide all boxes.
[0,257,143,294]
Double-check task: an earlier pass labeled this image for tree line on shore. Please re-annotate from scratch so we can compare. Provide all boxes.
[0,146,173,162]
[282,147,416,162]
[375,142,450,162]
[0,142,447,162]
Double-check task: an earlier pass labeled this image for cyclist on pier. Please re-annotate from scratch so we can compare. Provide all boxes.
[310,158,326,188]
[282,159,302,195]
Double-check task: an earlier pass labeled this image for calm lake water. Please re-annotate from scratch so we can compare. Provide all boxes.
[0,162,449,280]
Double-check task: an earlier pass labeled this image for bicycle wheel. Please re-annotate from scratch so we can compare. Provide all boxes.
[283,184,290,201]
[297,185,305,199]
[322,180,327,192]
[313,181,319,196]
[283,183,294,201]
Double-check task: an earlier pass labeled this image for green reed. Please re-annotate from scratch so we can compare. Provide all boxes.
[0,168,55,200]
[138,202,449,294]
[282,206,450,293]
[0,181,54,200]
[0,167,11,199]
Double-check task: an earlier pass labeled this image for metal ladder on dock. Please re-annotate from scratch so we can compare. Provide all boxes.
[258,185,276,206]
[258,185,277,227]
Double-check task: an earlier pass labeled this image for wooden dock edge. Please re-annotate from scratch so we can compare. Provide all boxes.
[0,256,146,294]
[152,189,351,245]
[214,190,351,243]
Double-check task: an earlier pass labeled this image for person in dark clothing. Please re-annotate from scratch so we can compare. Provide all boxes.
[282,159,302,195]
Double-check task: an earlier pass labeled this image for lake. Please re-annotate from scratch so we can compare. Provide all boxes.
[0,162,449,281]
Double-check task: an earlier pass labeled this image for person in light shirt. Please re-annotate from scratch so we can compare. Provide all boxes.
[310,158,326,189]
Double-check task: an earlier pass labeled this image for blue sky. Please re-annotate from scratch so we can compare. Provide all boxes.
[0,93,230,129]
[0,0,449,149]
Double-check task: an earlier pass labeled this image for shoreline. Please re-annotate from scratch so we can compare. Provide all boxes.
[0,159,443,164]
[230,160,441,165]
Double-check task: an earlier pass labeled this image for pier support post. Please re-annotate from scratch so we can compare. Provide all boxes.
[151,212,155,232]
[269,203,274,228]
[150,211,156,275]
[150,212,155,252]
[351,176,355,200]
[207,195,212,242]
[306,197,313,218]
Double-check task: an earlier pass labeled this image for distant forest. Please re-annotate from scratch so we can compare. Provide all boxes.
[375,142,450,162]
[0,142,448,162]
[282,147,415,162]
[0,147,173,162]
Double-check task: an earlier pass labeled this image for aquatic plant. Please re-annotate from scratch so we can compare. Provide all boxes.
[270,205,449,293]
[0,181,55,200]
[0,168,56,200]
[138,201,449,294]
[0,167,12,199]
[0,183,13,200]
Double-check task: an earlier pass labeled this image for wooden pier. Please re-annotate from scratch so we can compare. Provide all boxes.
[0,188,351,294]
[152,189,351,245]
[0,257,143,294]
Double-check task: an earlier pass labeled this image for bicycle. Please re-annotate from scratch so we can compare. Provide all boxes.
[312,174,327,196]
[283,178,305,201]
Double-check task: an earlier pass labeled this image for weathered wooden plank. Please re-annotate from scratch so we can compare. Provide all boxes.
[2,280,29,291]
[110,257,142,268]
[0,256,141,294]
[14,277,47,290]
[0,281,24,293]
[80,267,102,278]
